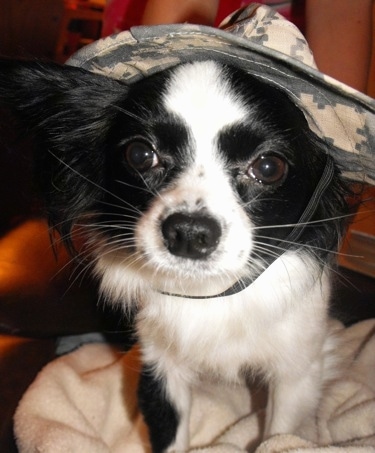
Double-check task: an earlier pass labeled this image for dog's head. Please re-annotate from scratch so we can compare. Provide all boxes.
[0,59,349,300]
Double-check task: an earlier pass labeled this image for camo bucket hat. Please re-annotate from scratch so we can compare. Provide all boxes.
[68,3,375,186]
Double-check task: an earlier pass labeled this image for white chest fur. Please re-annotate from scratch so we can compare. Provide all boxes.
[137,252,331,385]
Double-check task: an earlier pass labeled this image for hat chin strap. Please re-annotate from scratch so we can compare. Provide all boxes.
[158,157,335,299]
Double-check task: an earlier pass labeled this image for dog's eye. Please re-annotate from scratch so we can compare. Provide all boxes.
[125,140,159,172]
[249,155,288,185]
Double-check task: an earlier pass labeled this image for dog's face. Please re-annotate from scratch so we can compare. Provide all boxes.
[0,59,347,300]
[92,61,345,299]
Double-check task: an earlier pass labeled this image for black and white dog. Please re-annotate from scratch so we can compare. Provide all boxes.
[0,58,349,452]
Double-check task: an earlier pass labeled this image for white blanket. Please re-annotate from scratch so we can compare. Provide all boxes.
[14,319,375,452]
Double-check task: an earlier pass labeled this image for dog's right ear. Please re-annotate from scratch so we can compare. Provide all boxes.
[0,58,129,248]
[0,58,125,136]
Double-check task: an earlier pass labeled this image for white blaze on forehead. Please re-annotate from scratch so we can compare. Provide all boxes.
[164,61,247,160]
[160,60,248,217]
[159,60,250,228]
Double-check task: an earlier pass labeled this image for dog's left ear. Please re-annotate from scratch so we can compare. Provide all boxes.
[0,58,128,246]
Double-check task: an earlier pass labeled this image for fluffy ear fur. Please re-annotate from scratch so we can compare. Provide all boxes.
[0,59,128,249]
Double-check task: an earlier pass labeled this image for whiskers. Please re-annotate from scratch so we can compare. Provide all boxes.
[46,209,141,296]
[111,104,149,126]
[226,208,364,291]
[251,212,357,233]
[48,150,144,218]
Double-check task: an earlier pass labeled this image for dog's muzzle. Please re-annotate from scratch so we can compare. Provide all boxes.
[159,157,335,299]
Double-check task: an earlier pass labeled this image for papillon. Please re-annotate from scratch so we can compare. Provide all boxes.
[0,58,349,452]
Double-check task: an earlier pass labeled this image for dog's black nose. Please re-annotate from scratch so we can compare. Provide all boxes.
[161,212,222,259]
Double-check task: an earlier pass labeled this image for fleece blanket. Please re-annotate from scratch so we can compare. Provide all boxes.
[14,319,375,452]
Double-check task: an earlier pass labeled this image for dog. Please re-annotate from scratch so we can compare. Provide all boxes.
[0,58,349,452]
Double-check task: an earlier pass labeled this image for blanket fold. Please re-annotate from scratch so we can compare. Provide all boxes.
[14,320,375,452]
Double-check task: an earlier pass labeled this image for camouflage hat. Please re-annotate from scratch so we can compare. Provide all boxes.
[68,3,375,185]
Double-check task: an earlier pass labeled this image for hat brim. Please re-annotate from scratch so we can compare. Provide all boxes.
[68,5,375,185]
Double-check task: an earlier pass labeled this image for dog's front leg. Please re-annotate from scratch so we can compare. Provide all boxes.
[265,358,323,437]
[138,365,192,453]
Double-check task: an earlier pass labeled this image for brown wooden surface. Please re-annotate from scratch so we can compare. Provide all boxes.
[0,0,63,59]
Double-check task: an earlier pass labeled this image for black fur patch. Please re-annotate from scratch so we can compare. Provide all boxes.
[138,367,179,453]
